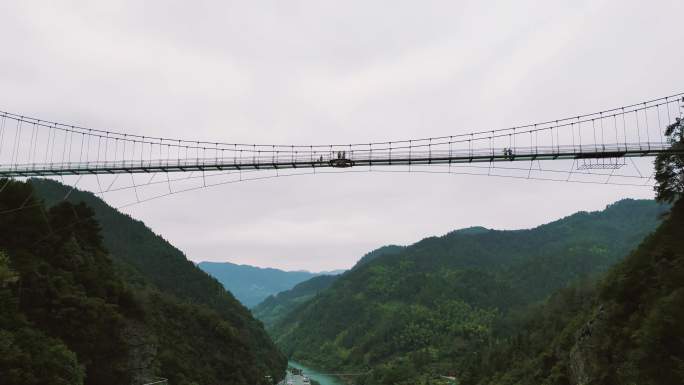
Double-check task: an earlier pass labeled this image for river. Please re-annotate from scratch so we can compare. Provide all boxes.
[288,360,344,385]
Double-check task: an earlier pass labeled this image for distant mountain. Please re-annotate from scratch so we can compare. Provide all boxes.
[198,262,329,308]
[28,178,286,385]
[251,245,403,328]
[253,275,340,329]
[268,199,668,384]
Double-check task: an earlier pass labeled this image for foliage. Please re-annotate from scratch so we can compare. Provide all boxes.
[655,115,684,202]
[0,178,286,385]
[30,178,287,384]
[1,251,84,385]
[0,179,135,384]
[253,274,339,330]
[471,197,684,385]
[269,199,668,384]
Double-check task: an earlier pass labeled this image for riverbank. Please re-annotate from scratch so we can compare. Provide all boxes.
[288,360,344,385]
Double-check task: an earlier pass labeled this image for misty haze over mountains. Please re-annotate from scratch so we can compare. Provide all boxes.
[198,261,345,307]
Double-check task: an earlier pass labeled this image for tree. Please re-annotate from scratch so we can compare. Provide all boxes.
[0,251,18,286]
[655,113,684,203]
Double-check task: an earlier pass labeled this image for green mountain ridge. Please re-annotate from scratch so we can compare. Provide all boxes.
[471,198,684,385]
[197,261,325,308]
[252,244,407,329]
[268,199,668,384]
[5,178,288,385]
[253,274,340,329]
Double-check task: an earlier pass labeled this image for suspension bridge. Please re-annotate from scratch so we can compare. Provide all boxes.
[0,92,682,207]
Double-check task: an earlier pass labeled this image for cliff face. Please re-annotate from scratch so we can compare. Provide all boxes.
[124,322,158,385]
[554,199,684,385]
[569,306,607,385]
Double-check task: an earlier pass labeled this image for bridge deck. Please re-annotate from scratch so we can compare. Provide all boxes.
[0,142,677,177]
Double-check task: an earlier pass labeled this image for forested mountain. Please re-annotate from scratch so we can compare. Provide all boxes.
[269,199,668,384]
[470,198,684,385]
[351,245,405,270]
[197,261,324,307]
[1,178,287,385]
[253,274,339,329]
[252,245,404,329]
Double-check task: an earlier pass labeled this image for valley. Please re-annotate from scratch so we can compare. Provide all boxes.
[3,175,683,385]
[2,3,683,384]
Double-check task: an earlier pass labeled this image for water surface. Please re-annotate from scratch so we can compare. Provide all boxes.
[288,360,344,385]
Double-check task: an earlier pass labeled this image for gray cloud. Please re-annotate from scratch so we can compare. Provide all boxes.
[0,0,681,271]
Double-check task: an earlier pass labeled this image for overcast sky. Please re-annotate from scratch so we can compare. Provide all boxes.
[1,1,682,271]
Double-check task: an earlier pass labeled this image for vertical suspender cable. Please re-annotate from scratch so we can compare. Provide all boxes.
[450,136,454,172]
[555,120,560,154]
[530,130,533,157]
[599,113,605,151]
[0,115,5,162]
[635,110,642,151]
[114,138,119,165]
[61,125,68,167]
[79,131,85,166]
[148,137,153,167]
[570,122,575,152]
[28,122,36,166]
[488,132,493,175]
[12,119,23,170]
[577,117,582,153]
[512,128,516,155]
[50,123,57,167]
[613,115,619,152]
[202,147,207,185]
[656,104,665,146]
[95,131,101,168]
[665,97,672,126]
[508,134,513,156]
[368,143,372,170]
[408,140,412,167]
[643,104,651,151]
[0,115,6,164]
[85,129,92,166]
[621,108,628,151]
[234,144,237,167]
[33,122,41,167]
[489,132,493,157]
[141,137,146,166]
[592,119,597,152]
[121,134,127,166]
